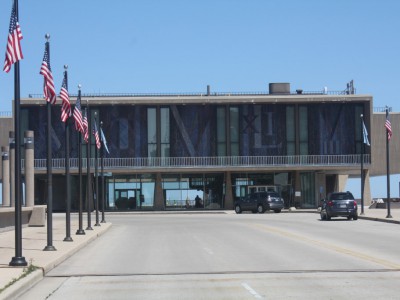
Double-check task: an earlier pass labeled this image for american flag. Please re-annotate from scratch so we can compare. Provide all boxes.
[83,109,89,143]
[385,112,392,141]
[40,42,56,104]
[3,2,23,73]
[93,120,101,149]
[60,72,71,122]
[73,93,84,133]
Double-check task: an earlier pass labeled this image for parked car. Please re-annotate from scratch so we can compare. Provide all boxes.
[320,191,358,220]
[234,191,284,214]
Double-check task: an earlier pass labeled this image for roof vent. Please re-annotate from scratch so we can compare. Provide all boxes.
[269,83,290,95]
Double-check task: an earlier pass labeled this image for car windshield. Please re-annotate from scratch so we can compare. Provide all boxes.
[330,193,354,200]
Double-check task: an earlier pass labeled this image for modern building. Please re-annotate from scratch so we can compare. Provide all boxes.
[2,81,398,211]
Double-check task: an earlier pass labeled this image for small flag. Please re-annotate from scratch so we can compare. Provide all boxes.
[93,121,101,149]
[100,127,110,154]
[83,109,89,143]
[73,93,84,133]
[60,72,71,122]
[385,111,392,141]
[3,1,23,73]
[362,120,370,146]
[40,42,56,104]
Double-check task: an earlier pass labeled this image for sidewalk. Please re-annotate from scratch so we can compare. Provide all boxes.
[0,213,112,300]
[0,208,399,300]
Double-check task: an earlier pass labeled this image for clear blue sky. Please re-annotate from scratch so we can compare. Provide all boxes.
[0,0,399,198]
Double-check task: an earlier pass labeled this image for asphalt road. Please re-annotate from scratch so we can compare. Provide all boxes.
[18,212,400,299]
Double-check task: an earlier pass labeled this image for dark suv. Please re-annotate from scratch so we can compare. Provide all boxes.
[320,191,358,221]
[234,192,284,214]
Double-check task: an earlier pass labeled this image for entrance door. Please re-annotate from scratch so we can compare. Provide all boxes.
[115,189,140,210]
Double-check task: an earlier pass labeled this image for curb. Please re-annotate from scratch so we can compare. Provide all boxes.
[0,269,43,300]
[0,223,112,300]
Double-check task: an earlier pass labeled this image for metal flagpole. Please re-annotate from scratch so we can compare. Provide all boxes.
[360,114,365,215]
[385,106,392,218]
[9,0,27,267]
[86,104,93,230]
[100,121,106,223]
[94,113,100,226]
[43,34,56,251]
[76,87,85,235]
[63,65,72,242]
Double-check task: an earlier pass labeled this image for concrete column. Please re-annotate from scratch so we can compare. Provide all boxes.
[2,146,10,206]
[363,170,372,206]
[154,173,165,210]
[9,131,15,207]
[24,131,34,207]
[337,174,349,192]
[224,172,233,209]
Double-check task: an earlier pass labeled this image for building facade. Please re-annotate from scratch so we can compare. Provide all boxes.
[6,83,370,211]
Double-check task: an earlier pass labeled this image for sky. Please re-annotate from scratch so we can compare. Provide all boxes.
[0,0,400,198]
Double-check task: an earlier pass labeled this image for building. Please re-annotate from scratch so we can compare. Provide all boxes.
[2,82,395,211]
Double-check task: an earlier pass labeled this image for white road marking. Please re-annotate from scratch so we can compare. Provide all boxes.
[242,282,263,299]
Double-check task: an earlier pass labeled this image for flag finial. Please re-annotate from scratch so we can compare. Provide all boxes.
[45,33,50,41]
[78,84,81,90]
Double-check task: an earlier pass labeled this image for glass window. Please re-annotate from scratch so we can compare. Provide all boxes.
[147,108,157,157]
[119,119,128,150]
[299,106,308,155]
[161,107,170,157]
[230,107,239,156]
[217,107,226,156]
[286,106,295,155]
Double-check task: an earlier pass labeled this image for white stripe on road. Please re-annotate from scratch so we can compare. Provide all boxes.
[242,282,263,299]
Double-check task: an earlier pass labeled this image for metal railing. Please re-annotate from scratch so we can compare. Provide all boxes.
[25,154,371,171]
[27,90,352,99]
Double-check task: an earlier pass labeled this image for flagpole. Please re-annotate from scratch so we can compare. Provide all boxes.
[86,104,93,230]
[385,106,392,218]
[76,85,85,235]
[360,114,365,215]
[9,0,27,267]
[44,34,56,251]
[100,121,106,223]
[94,113,100,226]
[63,65,73,242]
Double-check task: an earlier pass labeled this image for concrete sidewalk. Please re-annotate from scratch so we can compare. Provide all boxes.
[0,208,399,300]
[0,213,112,300]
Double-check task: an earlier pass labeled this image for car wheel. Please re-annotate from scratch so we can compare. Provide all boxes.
[347,216,352,220]
[235,205,242,214]
[252,210,257,213]
[353,215,358,220]
[257,204,265,213]
[274,209,281,213]
[326,213,331,221]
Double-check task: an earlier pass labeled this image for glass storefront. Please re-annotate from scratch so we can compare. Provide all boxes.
[162,173,224,209]
[107,174,155,210]
[231,172,294,208]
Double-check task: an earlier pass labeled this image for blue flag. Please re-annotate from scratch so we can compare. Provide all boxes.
[100,127,110,154]
[363,120,370,146]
